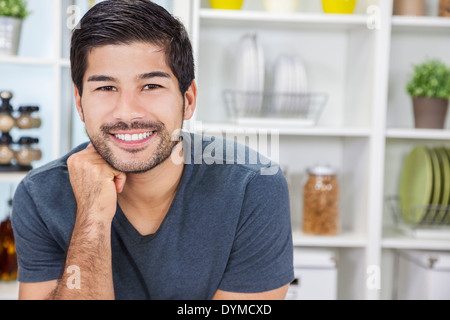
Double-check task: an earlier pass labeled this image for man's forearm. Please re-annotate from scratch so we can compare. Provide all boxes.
[48,215,114,300]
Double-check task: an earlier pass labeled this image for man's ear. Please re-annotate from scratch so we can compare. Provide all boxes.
[74,84,85,123]
[183,81,197,121]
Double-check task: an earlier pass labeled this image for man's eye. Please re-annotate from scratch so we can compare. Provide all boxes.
[143,84,162,90]
[97,86,116,91]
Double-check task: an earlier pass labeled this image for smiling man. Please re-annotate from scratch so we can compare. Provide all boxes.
[11,0,294,300]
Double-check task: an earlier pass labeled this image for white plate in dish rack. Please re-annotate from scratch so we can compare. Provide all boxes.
[235,34,260,115]
[272,54,292,113]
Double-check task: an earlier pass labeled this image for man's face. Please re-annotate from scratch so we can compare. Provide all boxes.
[74,42,196,173]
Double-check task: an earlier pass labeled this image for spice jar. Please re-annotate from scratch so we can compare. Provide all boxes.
[16,106,41,129]
[439,0,450,16]
[0,199,18,281]
[0,91,16,133]
[15,137,42,167]
[0,133,15,165]
[303,165,339,235]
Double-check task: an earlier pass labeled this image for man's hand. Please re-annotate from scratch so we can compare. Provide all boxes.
[67,143,127,223]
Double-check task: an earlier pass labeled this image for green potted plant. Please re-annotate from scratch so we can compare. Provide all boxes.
[407,59,450,129]
[0,0,29,56]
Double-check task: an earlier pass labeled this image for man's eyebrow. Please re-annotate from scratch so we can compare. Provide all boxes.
[87,75,118,82]
[138,71,171,80]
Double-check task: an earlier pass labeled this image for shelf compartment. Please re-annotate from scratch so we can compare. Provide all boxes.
[223,90,328,127]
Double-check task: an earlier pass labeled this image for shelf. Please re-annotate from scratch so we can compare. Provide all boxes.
[0,172,28,183]
[292,230,366,248]
[386,128,450,140]
[392,15,450,32]
[382,228,450,251]
[196,122,371,137]
[199,9,369,30]
[0,56,70,67]
[0,281,18,300]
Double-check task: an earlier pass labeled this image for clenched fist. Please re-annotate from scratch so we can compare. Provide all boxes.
[67,143,127,223]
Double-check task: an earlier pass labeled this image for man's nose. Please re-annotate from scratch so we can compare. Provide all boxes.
[113,91,145,121]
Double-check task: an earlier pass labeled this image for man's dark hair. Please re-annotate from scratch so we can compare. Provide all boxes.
[70,0,195,96]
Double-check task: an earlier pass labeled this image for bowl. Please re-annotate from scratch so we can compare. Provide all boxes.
[210,0,244,10]
[322,0,357,14]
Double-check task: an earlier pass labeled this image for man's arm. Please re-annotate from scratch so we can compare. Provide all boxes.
[212,285,290,300]
[18,217,113,300]
[19,144,126,300]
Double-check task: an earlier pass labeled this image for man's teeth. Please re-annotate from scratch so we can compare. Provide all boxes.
[114,132,153,142]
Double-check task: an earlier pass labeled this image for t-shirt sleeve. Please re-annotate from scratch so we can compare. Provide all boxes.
[11,180,65,283]
[218,168,294,293]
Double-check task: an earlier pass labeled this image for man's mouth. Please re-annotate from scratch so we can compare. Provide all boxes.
[113,131,154,142]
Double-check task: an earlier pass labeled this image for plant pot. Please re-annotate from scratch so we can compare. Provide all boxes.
[393,0,425,16]
[413,97,449,129]
[322,0,357,14]
[0,16,22,56]
[264,0,300,13]
[439,0,450,17]
[209,0,244,10]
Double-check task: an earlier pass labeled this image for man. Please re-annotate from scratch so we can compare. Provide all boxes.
[12,0,293,300]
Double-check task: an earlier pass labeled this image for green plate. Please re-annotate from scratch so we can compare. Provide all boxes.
[429,148,442,205]
[431,147,450,223]
[445,147,450,224]
[399,146,433,224]
[437,147,450,207]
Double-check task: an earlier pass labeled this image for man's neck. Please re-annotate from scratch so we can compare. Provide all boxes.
[116,143,185,234]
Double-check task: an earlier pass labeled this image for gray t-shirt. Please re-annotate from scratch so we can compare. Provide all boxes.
[12,133,294,299]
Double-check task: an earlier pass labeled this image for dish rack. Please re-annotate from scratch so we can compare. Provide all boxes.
[386,196,450,239]
[223,90,328,126]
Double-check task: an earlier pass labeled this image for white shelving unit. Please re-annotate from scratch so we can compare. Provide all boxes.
[1,0,449,300]
[187,0,450,300]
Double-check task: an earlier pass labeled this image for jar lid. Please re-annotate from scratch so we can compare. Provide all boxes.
[0,91,12,100]
[307,165,337,176]
[18,137,39,145]
[18,106,39,113]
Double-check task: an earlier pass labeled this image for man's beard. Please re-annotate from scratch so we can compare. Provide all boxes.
[88,120,180,174]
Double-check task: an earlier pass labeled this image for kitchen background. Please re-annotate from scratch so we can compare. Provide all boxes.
[0,0,449,300]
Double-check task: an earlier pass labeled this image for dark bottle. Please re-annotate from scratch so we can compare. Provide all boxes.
[0,199,18,281]
[0,133,15,166]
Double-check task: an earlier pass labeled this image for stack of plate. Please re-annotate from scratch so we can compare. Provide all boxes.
[234,33,265,116]
[399,146,450,225]
[271,53,308,116]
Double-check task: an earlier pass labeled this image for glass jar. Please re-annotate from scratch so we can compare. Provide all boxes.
[16,106,41,130]
[303,165,339,235]
[0,91,15,133]
[440,0,450,16]
[0,199,17,281]
[15,137,42,167]
[0,133,15,165]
